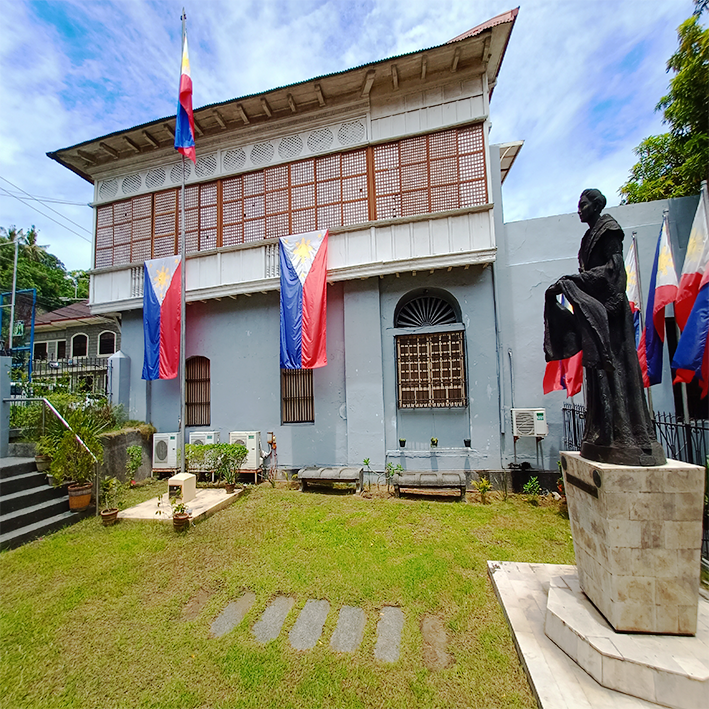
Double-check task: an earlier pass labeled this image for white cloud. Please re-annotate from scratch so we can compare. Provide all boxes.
[0,0,696,271]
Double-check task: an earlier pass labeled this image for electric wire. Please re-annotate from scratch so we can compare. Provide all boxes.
[0,175,91,234]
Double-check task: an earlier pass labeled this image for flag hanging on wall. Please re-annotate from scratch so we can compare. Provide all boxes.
[637,215,678,386]
[624,237,642,347]
[675,185,709,330]
[672,263,709,398]
[542,295,583,397]
[142,256,182,380]
[174,25,196,164]
[280,229,328,369]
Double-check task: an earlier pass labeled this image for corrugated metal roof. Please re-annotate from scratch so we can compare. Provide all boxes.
[48,8,518,157]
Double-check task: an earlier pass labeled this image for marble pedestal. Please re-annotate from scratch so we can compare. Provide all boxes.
[560,452,704,635]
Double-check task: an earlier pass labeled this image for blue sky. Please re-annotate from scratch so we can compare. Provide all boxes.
[0,0,695,271]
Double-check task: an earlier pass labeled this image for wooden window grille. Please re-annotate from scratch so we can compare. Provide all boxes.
[373,124,487,220]
[396,331,467,408]
[281,368,314,423]
[153,189,178,258]
[93,125,485,266]
[179,183,218,253]
[95,194,153,268]
[186,356,210,426]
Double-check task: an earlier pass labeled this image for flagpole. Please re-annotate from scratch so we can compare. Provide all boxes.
[631,231,653,414]
[179,10,187,474]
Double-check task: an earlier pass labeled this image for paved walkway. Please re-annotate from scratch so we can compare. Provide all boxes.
[207,591,449,665]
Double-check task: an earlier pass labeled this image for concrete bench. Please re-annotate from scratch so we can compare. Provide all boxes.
[392,472,467,501]
[298,467,363,492]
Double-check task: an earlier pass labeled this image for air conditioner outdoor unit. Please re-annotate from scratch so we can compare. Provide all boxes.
[189,431,220,446]
[229,431,262,469]
[153,432,178,469]
[511,408,548,438]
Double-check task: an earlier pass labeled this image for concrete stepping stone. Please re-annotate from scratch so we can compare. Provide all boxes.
[374,606,404,662]
[252,596,295,643]
[330,606,366,653]
[421,615,455,670]
[289,599,330,650]
[209,591,256,638]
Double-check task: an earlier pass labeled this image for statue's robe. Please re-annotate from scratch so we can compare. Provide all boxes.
[544,214,666,466]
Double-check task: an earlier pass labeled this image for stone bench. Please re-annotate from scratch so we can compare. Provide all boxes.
[393,472,467,501]
[298,467,363,492]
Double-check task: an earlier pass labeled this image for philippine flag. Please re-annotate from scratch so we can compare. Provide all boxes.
[624,238,642,347]
[142,256,182,380]
[637,215,678,387]
[543,295,583,397]
[280,230,328,369]
[672,263,709,398]
[675,186,709,331]
[174,28,196,164]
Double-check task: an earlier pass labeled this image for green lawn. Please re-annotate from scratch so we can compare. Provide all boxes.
[0,482,575,709]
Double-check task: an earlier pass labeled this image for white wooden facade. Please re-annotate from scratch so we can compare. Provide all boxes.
[49,13,519,316]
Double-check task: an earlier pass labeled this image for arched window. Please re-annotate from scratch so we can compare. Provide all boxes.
[71,333,88,358]
[98,331,116,356]
[186,356,210,426]
[394,291,467,408]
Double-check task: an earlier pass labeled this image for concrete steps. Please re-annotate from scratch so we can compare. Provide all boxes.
[0,457,79,550]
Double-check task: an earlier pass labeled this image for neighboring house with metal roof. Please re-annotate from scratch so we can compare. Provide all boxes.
[31,301,120,394]
[45,8,699,474]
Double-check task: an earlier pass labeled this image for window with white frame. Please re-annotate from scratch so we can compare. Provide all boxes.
[98,331,116,356]
[71,333,88,358]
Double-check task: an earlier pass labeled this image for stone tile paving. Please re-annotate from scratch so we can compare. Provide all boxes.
[210,591,256,638]
[207,593,410,664]
[330,605,366,653]
[289,599,330,650]
[253,595,295,643]
[374,606,404,662]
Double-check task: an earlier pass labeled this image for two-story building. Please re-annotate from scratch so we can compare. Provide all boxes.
[46,8,702,474]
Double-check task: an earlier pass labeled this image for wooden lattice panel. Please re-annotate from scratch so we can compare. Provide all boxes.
[94,194,154,268]
[92,126,487,267]
[373,124,487,220]
[281,368,314,423]
[396,331,467,408]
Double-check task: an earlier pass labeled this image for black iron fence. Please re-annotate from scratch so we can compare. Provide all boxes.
[562,403,709,467]
[24,358,109,396]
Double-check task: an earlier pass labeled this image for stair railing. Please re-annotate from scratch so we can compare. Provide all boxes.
[10,397,99,516]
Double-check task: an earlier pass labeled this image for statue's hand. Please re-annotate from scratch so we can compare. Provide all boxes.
[546,279,563,297]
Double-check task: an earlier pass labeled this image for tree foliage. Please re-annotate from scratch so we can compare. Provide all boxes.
[0,226,83,312]
[620,11,709,203]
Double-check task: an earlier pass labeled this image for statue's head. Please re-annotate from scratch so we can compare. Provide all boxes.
[578,189,606,225]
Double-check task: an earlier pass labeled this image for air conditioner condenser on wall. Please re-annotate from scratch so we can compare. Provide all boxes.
[152,433,178,469]
[229,431,263,469]
[511,408,548,438]
[188,431,220,446]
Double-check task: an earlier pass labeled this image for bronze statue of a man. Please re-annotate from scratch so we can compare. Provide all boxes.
[544,189,666,466]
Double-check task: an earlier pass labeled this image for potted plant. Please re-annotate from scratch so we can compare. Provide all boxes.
[99,476,122,526]
[171,499,190,532]
[430,437,438,448]
[399,438,406,448]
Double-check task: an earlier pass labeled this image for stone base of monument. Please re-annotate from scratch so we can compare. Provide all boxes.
[544,572,709,709]
[560,452,704,635]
